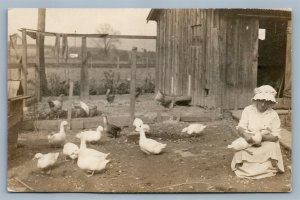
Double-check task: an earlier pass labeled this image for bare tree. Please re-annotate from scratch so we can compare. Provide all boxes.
[96,24,121,56]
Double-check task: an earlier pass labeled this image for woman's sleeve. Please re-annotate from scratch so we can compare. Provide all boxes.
[238,107,250,130]
[270,112,281,138]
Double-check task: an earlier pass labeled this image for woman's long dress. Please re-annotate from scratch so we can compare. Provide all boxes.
[231,104,285,179]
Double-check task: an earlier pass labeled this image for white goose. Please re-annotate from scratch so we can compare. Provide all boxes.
[63,142,79,161]
[33,152,60,174]
[137,124,166,155]
[77,138,110,159]
[76,126,103,143]
[133,118,150,133]
[227,131,262,155]
[248,130,263,145]
[227,137,250,151]
[181,124,207,135]
[77,153,110,177]
[47,121,68,147]
[76,138,110,177]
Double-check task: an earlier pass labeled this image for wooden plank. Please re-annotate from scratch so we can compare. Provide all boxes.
[239,18,247,107]
[67,81,74,130]
[219,12,227,109]
[71,119,84,130]
[195,9,201,107]
[80,37,89,99]
[171,9,178,94]
[245,19,251,104]
[35,32,41,101]
[229,16,238,110]
[179,113,213,122]
[161,11,166,93]
[284,20,292,97]
[185,9,191,96]
[34,120,62,131]
[163,10,167,93]
[37,9,47,100]
[163,95,192,102]
[160,12,165,91]
[173,9,177,95]
[205,9,213,107]
[200,9,206,107]
[55,34,60,65]
[187,9,193,95]
[21,29,156,39]
[233,18,240,110]
[8,123,20,159]
[82,117,102,129]
[159,12,163,91]
[178,9,182,96]
[212,26,220,107]
[130,47,137,126]
[168,9,172,95]
[248,19,258,104]
[171,9,175,95]
[166,9,171,94]
[8,112,22,129]
[21,30,28,97]
[155,20,160,93]
[191,9,197,106]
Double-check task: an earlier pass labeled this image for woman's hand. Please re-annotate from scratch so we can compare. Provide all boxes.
[260,129,271,135]
[238,127,254,143]
[262,134,279,142]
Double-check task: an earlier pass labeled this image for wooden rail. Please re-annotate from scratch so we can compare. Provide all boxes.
[19,28,156,39]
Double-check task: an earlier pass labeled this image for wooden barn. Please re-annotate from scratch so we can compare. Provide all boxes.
[147,9,291,110]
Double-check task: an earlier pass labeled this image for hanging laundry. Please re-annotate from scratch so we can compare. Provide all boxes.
[62,34,69,64]
[9,34,22,63]
[26,31,37,39]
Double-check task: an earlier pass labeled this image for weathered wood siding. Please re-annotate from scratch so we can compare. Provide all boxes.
[156,9,259,109]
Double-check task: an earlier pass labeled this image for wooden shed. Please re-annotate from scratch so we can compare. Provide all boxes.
[147,9,291,109]
[8,80,30,159]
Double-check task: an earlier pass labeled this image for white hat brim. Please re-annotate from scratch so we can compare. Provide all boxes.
[252,93,276,103]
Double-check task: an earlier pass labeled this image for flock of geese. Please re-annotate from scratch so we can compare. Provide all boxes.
[32,114,252,177]
[32,115,210,177]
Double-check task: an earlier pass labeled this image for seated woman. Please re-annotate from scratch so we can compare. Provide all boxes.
[231,85,284,179]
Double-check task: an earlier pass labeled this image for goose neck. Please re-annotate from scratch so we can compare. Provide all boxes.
[103,116,107,123]
[139,130,146,139]
[80,139,87,149]
[103,117,108,129]
[59,124,66,134]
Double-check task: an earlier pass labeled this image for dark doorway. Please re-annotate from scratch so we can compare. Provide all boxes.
[257,19,287,97]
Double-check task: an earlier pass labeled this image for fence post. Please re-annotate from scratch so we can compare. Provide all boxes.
[68,81,74,130]
[129,47,137,127]
[80,37,89,99]
[117,56,120,70]
[35,32,41,102]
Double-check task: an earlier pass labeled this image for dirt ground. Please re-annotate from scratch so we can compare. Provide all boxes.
[8,94,292,193]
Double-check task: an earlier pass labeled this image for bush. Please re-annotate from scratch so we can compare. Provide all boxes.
[89,78,107,95]
[116,79,130,94]
[48,73,68,96]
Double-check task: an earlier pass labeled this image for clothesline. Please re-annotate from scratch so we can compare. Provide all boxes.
[18,28,156,39]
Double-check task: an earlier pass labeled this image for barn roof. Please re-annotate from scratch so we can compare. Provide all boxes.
[147,9,163,22]
[147,8,291,21]
[8,80,30,101]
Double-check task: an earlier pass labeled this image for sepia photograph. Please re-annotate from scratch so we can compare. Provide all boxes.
[7,8,292,192]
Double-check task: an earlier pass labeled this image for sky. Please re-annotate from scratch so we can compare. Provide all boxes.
[8,8,157,51]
